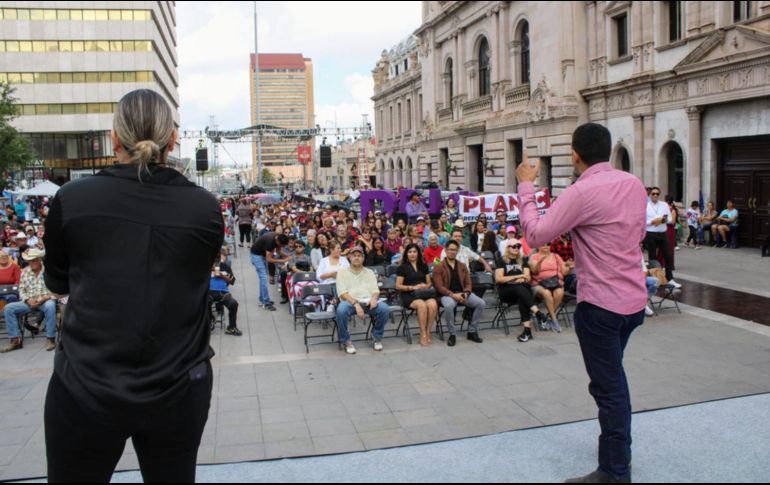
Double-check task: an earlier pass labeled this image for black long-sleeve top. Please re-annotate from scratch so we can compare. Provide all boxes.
[44,163,224,415]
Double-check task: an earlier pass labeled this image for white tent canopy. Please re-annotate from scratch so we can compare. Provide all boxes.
[18,181,60,197]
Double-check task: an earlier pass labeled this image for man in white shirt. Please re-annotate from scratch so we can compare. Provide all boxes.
[644,187,680,289]
[440,229,494,273]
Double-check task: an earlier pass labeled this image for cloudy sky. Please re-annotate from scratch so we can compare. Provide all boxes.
[177,1,422,167]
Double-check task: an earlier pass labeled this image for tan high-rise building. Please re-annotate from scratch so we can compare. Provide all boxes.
[249,53,314,187]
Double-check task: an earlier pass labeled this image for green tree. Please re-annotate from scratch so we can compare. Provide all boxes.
[261,168,275,186]
[0,83,37,189]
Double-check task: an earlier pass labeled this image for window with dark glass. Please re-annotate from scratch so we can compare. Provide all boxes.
[445,58,453,104]
[615,13,628,57]
[520,22,530,85]
[669,2,682,42]
[478,38,490,97]
[733,1,751,21]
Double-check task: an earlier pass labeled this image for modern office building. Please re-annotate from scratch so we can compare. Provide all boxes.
[0,1,180,184]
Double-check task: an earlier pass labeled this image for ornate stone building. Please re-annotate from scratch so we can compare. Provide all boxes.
[581,1,770,248]
[372,35,424,188]
[373,1,770,247]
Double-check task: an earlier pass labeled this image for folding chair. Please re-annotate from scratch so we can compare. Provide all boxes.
[647,261,681,314]
[209,296,226,332]
[458,272,502,334]
[300,284,338,353]
[291,271,319,331]
[379,275,415,344]
[555,291,576,328]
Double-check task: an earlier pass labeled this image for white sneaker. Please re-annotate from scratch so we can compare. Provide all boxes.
[345,344,356,355]
[645,305,655,316]
[669,279,682,289]
[373,341,383,351]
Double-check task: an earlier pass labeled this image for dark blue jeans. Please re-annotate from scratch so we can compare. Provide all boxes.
[574,302,644,481]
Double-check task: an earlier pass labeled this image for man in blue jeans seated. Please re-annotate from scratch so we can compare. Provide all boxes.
[334,246,389,355]
[1,249,57,353]
[209,254,241,336]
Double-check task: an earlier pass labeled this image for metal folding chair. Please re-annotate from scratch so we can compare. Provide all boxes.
[300,284,338,353]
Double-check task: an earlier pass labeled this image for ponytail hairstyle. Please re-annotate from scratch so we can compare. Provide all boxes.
[113,89,175,181]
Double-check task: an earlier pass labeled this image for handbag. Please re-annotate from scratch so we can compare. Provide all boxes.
[413,288,437,300]
[539,276,562,290]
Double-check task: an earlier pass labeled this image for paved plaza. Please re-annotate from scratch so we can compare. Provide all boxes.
[1,247,769,482]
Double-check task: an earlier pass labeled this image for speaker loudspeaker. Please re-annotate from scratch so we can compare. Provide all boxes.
[196,148,208,172]
[320,145,331,168]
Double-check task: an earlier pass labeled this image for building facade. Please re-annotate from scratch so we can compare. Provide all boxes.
[1,1,180,184]
[249,53,314,186]
[373,1,770,247]
[372,35,424,189]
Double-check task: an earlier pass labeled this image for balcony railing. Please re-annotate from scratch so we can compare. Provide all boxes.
[462,95,492,116]
[505,84,530,106]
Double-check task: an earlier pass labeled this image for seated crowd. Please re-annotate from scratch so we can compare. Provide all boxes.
[217,192,588,353]
[0,196,60,354]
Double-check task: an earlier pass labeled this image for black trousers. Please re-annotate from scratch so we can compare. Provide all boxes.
[211,291,239,328]
[498,284,536,322]
[238,223,252,244]
[45,365,212,483]
[763,225,770,257]
[644,232,673,281]
[574,303,644,481]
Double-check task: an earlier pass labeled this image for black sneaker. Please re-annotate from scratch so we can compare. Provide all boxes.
[280,298,289,305]
[467,332,483,343]
[447,335,456,347]
[518,328,533,342]
[225,327,243,336]
[265,305,277,312]
[535,312,549,331]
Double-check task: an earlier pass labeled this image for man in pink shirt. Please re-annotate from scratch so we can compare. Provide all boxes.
[517,123,647,484]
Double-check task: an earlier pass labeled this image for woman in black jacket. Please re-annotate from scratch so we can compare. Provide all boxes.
[43,90,223,483]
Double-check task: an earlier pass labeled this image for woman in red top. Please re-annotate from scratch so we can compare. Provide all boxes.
[0,252,21,286]
[423,233,444,265]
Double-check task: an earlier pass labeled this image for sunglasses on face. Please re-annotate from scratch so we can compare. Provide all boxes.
[509,244,522,249]
[651,192,660,196]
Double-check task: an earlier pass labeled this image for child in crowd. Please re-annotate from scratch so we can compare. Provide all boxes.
[685,201,702,250]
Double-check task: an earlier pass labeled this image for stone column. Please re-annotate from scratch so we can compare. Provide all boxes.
[457,29,466,97]
[686,106,702,207]
[633,114,644,180]
[643,114,656,186]
[499,2,511,84]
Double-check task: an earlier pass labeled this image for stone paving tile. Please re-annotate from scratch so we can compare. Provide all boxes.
[311,433,365,455]
[214,444,266,464]
[215,425,263,447]
[260,406,305,425]
[264,438,314,460]
[261,421,310,443]
[307,417,357,438]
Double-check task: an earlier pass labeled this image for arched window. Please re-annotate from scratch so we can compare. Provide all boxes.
[445,58,454,106]
[614,146,631,172]
[520,22,530,85]
[478,38,491,97]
